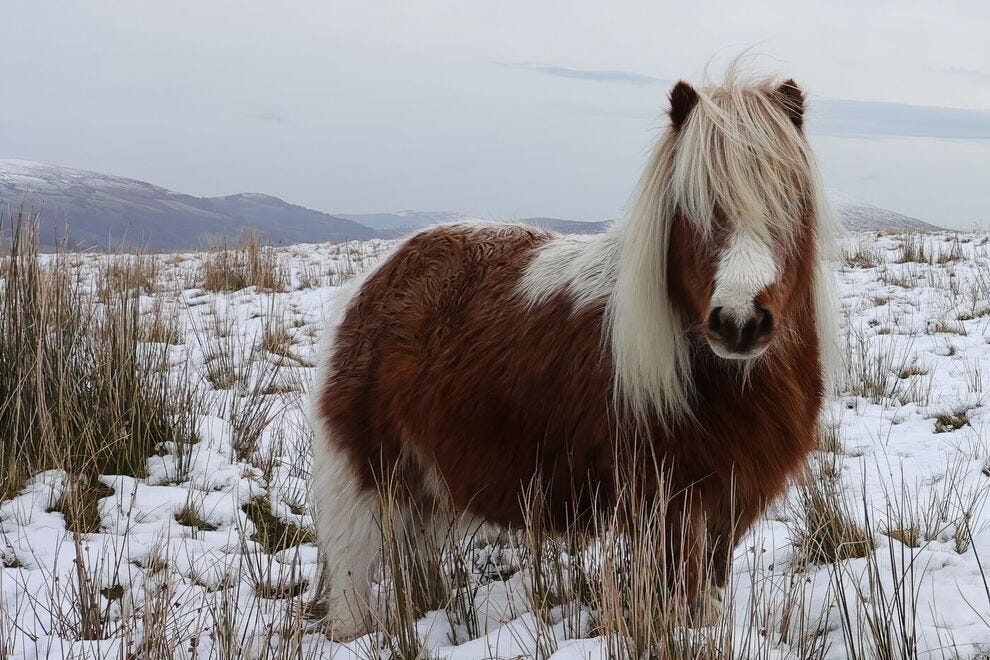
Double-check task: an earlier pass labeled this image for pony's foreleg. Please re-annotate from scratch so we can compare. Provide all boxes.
[692,508,734,627]
[310,431,381,640]
[667,491,727,626]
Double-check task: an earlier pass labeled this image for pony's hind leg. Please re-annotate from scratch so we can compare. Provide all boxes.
[310,428,381,640]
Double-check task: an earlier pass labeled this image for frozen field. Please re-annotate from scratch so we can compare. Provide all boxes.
[2,230,990,658]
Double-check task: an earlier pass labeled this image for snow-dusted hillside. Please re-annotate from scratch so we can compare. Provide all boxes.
[830,191,942,232]
[1,230,989,658]
[0,159,377,250]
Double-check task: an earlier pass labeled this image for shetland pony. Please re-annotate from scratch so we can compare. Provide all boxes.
[310,72,838,638]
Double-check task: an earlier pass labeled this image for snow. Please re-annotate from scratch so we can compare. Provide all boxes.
[1,231,989,658]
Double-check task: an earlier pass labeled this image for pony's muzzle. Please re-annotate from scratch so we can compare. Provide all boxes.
[706,305,774,359]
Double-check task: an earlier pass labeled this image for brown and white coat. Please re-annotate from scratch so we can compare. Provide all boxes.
[310,70,839,638]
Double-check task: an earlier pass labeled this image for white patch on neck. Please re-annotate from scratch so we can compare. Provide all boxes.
[517,233,619,310]
[711,229,778,321]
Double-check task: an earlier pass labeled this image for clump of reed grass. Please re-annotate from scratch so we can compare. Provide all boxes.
[844,241,884,269]
[174,504,218,532]
[789,461,874,566]
[0,212,197,500]
[896,233,929,264]
[49,475,115,535]
[200,232,287,292]
[242,495,315,553]
[138,299,183,344]
[933,409,970,434]
[97,252,161,300]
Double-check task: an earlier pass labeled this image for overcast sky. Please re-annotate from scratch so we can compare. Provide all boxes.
[2,1,989,228]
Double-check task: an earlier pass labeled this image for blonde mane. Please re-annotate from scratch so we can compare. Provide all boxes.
[606,69,840,429]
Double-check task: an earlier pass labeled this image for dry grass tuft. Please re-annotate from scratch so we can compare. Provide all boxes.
[49,476,115,534]
[261,323,294,359]
[98,251,160,294]
[930,320,968,336]
[242,495,315,553]
[200,232,287,292]
[936,235,964,264]
[818,420,843,454]
[0,212,197,500]
[175,504,219,532]
[790,462,875,566]
[139,299,183,344]
[896,233,929,264]
[845,241,885,269]
[934,409,970,433]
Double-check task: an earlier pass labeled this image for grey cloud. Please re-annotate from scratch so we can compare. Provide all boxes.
[248,111,288,124]
[502,61,990,139]
[941,66,990,85]
[810,99,990,139]
[500,62,667,86]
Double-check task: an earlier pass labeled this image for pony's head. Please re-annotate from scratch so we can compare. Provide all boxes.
[608,70,837,427]
[665,77,816,361]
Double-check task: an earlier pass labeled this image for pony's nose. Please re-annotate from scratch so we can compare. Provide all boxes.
[706,305,774,356]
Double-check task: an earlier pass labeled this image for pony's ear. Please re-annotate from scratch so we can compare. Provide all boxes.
[775,79,805,129]
[668,81,699,129]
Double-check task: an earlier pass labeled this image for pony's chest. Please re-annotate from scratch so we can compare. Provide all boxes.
[665,365,822,474]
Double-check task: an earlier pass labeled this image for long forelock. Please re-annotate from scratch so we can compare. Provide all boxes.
[670,75,816,245]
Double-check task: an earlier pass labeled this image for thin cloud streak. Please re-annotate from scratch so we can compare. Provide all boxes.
[500,62,990,140]
[500,62,667,86]
[248,112,289,124]
[941,66,990,85]
[811,99,990,140]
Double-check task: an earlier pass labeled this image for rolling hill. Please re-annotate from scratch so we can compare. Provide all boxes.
[828,191,941,232]
[0,160,377,250]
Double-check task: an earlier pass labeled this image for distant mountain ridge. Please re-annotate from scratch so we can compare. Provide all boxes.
[0,159,376,250]
[349,204,940,235]
[339,211,612,236]
[0,159,941,251]
[338,210,473,233]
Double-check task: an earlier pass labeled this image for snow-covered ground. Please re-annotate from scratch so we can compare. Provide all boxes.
[2,231,989,658]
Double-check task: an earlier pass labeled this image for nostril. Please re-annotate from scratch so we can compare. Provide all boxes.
[707,305,773,356]
[755,306,774,338]
[707,307,724,333]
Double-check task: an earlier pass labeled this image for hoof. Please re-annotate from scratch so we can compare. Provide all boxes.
[300,595,329,621]
[325,611,373,643]
[691,584,726,627]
